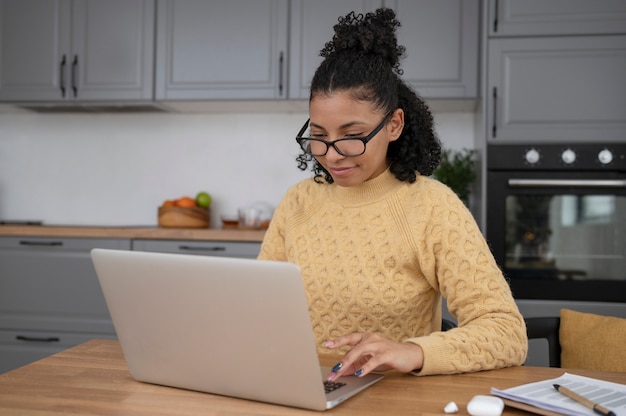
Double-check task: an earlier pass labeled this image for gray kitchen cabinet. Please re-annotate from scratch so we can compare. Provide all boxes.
[132,239,261,259]
[289,0,479,99]
[488,0,626,37]
[486,28,626,143]
[0,237,128,373]
[0,0,155,102]
[288,0,381,99]
[0,329,110,374]
[390,0,479,98]
[155,0,288,100]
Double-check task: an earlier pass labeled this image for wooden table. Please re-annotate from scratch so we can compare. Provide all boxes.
[1,339,624,415]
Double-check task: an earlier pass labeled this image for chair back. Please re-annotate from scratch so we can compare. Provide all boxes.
[442,318,457,331]
[524,317,561,367]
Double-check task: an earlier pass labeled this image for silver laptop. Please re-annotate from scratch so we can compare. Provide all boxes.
[91,248,383,411]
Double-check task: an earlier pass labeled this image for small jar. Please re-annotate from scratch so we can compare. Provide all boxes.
[238,202,274,229]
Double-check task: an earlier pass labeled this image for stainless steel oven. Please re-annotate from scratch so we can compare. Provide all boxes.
[486,143,626,303]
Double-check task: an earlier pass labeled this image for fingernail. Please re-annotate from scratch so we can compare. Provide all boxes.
[324,340,335,348]
[354,369,363,377]
[331,362,343,373]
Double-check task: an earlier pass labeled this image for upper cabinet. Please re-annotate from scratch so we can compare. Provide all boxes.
[388,0,479,99]
[289,0,479,100]
[0,0,155,102]
[487,35,626,144]
[1,0,480,104]
[288,0,381,100]
[155,0,288,100]
[485,0,626,144]
[488,0,626,37]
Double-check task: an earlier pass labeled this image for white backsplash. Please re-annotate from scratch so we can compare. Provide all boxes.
[0,111,475,227]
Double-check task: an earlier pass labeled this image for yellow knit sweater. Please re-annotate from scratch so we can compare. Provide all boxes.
[258,169,527,375]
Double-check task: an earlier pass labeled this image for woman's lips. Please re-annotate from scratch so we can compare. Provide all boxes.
[328,166,355,177]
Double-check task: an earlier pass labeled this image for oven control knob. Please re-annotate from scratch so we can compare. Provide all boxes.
[525,149,540,164]
[561,149,576,164]
[598,149,613,165]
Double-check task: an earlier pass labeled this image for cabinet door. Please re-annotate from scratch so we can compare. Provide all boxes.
[487,36,626,144]
[155,0,288,100]
[289,0,478,100]
[0,0,154,102]
[0,0,71,101]
[70,0,155,100]
[0,329,116,374]
[489,0,626,37]
[388,0,479,98]
[288,0,382,100]
[0,237,131,334]
[132,239,261,259]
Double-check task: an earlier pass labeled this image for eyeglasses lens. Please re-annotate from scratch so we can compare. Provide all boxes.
[300,139,365,157]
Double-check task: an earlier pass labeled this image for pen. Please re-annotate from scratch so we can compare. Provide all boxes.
[553,384,616,416]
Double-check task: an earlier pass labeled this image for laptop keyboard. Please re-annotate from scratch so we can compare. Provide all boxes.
[324,380,347,394]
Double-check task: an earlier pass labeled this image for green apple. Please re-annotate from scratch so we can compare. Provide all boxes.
[195,191,212,208]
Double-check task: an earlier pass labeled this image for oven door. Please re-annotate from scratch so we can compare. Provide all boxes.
[487,170,626,302]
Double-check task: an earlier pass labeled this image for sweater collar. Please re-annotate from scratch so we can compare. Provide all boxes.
[327,168,405,206]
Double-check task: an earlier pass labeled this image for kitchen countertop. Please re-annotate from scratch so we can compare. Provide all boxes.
[0,225,266,242]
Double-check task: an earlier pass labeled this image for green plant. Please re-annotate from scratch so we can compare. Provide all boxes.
[433,148,477,203]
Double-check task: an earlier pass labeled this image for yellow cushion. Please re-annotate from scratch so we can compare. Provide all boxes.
[560,309,626,371]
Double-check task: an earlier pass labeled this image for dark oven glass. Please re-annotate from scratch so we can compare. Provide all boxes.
[487,145,626,302]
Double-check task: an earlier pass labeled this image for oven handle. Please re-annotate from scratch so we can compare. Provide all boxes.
[508,179,626,188]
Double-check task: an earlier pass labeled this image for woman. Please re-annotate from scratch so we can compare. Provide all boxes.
[258,8,527,378]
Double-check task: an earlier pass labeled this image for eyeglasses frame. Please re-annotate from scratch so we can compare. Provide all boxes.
[295,111,394,157]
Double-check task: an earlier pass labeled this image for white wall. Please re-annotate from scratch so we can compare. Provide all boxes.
[0,110,474,227]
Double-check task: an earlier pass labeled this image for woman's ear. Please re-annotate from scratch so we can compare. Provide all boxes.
[388,108,405,142]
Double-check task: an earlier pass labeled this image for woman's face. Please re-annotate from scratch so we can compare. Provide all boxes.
[309,91,404,187]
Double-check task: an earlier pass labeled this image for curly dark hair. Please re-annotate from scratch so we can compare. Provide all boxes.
[296,8,441,184]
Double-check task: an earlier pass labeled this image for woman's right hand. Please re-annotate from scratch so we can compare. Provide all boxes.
[324,332,424,381]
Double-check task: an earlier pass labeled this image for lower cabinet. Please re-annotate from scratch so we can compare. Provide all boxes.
[0,329,116,374]
[131,239,262,259]
[0,236,130,373]
[0,235,262,373]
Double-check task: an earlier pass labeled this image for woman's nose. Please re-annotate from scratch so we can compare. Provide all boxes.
[324,144,345,162]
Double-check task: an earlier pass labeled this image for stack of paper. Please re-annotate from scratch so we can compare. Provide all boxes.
[491,373,626,416]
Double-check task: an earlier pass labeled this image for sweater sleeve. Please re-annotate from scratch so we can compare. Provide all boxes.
[405,184,528,375]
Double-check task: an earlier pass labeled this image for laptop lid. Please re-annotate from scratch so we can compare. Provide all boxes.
[91,248,382,411]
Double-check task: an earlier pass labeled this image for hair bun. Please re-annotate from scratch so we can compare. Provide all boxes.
[321,8,404,74]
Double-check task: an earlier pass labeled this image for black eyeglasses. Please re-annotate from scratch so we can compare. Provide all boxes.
[295,112,392,157]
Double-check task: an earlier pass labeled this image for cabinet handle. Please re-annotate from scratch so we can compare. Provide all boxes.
[19,240,63,247]
[60,54,67,97]
[278,51,284,97]
[492,87,498,138]
[508,179,626,188]
[16,335,60,343]
[178,245,226,252]
[71,55,78,97]
[493,0,499,33]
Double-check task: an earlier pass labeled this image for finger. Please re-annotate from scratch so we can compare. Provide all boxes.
[324,332,363,350]
[330,344,376,379]
[325,333,370,379]
[354,342,423,375]
[346,353,385,377]
[326,358,364,381]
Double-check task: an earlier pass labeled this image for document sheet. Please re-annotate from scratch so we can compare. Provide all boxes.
[491,373,626,416]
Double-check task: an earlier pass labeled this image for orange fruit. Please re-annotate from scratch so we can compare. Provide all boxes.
[162,199,176,207]
[174,196,196,208]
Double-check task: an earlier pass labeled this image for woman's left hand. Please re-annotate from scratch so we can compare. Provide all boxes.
[324,332,424,381]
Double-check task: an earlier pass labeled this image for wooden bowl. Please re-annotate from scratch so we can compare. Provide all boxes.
[158,206,210,228]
